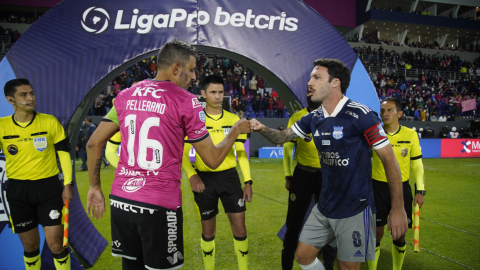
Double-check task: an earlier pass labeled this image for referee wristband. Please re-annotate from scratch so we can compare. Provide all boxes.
[244,180,253,185]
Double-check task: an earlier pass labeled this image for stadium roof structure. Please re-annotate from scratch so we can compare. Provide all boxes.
[356,0,480,46]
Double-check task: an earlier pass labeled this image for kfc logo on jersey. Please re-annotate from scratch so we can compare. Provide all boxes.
[192,98,202,108]
[122,177,146,192]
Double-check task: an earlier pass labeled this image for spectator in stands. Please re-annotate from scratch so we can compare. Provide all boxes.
[253,94,261,116]
[448,127,460,138]
[238,95,246,118]
[232,95,239,115]
[104,89,116,114]
[240,74,250,97]
[267,95,274,118]
[438,113,447,122]
[414,107,420,120]
[257,75,265,97]
[276,96,285,118]
[192,79,201,95]
[250,76,258,98]
[94,94,104,116]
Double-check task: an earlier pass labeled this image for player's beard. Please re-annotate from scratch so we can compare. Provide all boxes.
[307,96,321,110]
[179,70,190,90]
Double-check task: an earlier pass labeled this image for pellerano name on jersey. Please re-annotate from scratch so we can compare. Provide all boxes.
[112,7,298,34]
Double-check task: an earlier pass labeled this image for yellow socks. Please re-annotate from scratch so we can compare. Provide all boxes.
[392,240,406,270]
[53,248,70,270]
[367,243,381,270]
[24,249,41,270]
[201,234,215,270]
[234,235,248,270]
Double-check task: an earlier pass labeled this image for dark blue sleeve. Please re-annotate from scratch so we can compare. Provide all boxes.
[291,112,313,139]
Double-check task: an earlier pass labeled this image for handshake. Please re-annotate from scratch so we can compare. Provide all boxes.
[234,118,265,134]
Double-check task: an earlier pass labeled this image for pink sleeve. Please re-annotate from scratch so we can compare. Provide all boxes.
[182,97,210,143]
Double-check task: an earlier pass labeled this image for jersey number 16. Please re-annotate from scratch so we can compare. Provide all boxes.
[125,114,163,170]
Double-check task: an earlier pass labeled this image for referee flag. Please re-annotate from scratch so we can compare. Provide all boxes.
[63,201,69,247]
[413,203,420,252]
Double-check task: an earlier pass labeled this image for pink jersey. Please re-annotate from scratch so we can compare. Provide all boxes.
[108,80,209,210]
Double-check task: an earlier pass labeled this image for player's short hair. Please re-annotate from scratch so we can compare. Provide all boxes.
[157,38,197,71]
[202,75,224,92]
[313,59,350,94]
[383,97,403,111]
[4,78,32,98]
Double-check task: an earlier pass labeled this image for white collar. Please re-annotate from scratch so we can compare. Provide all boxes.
[322,96,349,117]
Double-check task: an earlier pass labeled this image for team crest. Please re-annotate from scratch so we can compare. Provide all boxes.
[7,144,18,155]
[401,148,408,157]
[332,126,343,140]
[199,111,206,122]
[33,137,47,152]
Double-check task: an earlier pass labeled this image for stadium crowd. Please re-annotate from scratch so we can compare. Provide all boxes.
[88,54,288,118]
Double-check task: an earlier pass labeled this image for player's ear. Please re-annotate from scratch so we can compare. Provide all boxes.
[201,89,207,99]
[7,96,15,105]
[172,62,182,76]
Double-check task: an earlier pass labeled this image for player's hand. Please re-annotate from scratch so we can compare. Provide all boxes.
[285,180,291,190]
[414,194,424,209]
[189,175,205,193]
[243,183,252,202]
[234,118,251,134]
[249,118,265,132]
[62,184,74,204]
[387,207,409,240]
[87,187,105,219]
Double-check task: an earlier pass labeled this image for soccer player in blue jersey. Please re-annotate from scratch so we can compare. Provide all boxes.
[250,59,408,270]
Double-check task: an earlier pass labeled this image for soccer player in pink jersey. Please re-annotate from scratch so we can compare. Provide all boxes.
[85,39,250,270]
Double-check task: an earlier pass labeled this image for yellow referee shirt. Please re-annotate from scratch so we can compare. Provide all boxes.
[186,110,251,180]
[372,125,422,182]
[0,112,66,180]
[286,107,321,168]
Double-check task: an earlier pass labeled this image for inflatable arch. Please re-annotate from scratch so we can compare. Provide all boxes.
[0,0,377,268]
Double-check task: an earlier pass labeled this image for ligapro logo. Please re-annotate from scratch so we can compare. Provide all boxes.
[81,7,110,34]
[81,7,299,34]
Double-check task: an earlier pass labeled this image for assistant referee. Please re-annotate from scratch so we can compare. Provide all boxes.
[0,79,73,270]
[182,75,252,270]
[368,97,425,270]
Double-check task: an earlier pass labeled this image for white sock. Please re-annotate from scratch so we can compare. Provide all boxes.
[299,258,325,270]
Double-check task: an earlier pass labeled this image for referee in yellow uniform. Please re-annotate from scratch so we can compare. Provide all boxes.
[0,79,73,270]
[182,75,252,270]
[368,97,425,270]
[282,89,336,270]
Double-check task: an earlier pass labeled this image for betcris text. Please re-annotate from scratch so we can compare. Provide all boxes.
[114,7,298,34]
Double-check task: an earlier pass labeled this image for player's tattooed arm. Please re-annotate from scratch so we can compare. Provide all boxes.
[92,159,102,187]
[250,118,298,144]
[259,127,299,144]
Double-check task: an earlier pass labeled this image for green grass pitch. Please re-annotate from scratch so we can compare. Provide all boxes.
[74,158,480,270]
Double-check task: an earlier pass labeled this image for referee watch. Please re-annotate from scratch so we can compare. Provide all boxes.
[416,190,426,195]
[244,180,253,185]
[285,176,293,181]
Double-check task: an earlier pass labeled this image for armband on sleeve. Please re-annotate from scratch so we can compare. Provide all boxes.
[411,158,425,190]
[54,138,71,152]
